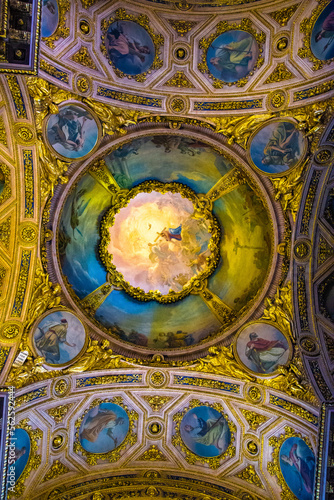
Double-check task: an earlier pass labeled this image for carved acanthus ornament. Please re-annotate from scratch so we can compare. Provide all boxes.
[236,465,264,489]
[138,445,167,461]
[42,460,69,482]
[264,63,293,84]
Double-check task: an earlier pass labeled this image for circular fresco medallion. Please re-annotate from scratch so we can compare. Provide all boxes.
[105,20,155,76]
[180,406,231,458]
[100,183,220,301]
[279,437,315,500]
[32,310,87,366]
[249,119,306,175]
[311,0,334,62]
[57,133,274,351]
[41,0,59,38]
[79,403,129,454]
[206,30,259,83]
[10,429,30,483]
[235,321,291,375]
[45,103,100,160]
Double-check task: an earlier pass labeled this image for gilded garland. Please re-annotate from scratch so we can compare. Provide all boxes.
[99,181,221,303]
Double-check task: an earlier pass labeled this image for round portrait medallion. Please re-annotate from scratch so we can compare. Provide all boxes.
[10,429,30,483]
[180,406,231,458]
[311,0,334,62]
[104,20,155,76]
[279,437,315,500]
[32,310,87,367]
[41,0,59,38]
[235,321,291,375]
[45,103,100,160]
[206,30,259,83]
[249,119,306,175]
[79,403,129,454]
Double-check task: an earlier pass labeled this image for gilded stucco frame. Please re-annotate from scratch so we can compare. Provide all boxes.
[29,307,89,368]
[267,425,315,500]
[100,8,164,83]
[298,0,334,71]
[198,18,265,89]
[99,180,221,304]
[0,163,11,206]
[172,399,236,469]
[74,397,138,465]
[8,419,42,498]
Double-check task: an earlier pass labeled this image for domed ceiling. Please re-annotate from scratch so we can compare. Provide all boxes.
[0,0,333,499]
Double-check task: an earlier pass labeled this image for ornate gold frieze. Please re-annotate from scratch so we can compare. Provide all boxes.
[11,250,31,318]
[269,4,299,26]
[269,395,318,426]
[268,426,314,500]
[294,80,334,101]
[172,399,236,469]
[23,150,34,218]
[15,387,47,409]
[0,115,7,146]
[0,265,6,299]
[0,216,11,249]
[0,163,11,205]
[43,460,69,482]
[6,76,27,119]
[164,71,195,88]
[8,419,42,498]
[39,60,69,83]
[138,445,167,461]
[300,170,322,235]
[318,234,334,266]
[0,346,10,374]
[42,0,70,49]
[264,63,293,84]
[74,397,138,465]
[168,20,197,37]
[198,19,265,88]
[71,46,97,70]
[47,404,73,423]
[142,395,172,411]
[100,8,164,82]
[240,409,268,430]
[236,465,264,489]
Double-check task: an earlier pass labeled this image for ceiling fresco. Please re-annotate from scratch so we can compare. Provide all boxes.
[0,0,333,499]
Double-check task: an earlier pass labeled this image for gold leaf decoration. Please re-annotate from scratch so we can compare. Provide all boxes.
[164,71,195,88]
[47,404,73,423]
[0,216,11,249]
[137,445,167,461]
[142,395,172,411]
[236,465,264,489]
[264,63,294,84]
[168,20,197,36]
[269,4,299,26]
[0,115,7,146]
[71,46,97,70]
[241,409,268,430]
[43,460,69,482]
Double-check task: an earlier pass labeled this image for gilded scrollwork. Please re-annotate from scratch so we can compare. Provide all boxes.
[198,19,265,88]
[66,338,131,373]
[100,8,164,82]
[172,399,236,469]
[74,397,138,465]
[7,419,42,498]
[0,163,11,205]
[261,282,293,339]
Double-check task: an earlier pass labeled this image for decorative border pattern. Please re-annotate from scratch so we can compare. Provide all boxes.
[8,419,42,498]
[97,86,162,107]
[194,99,262,111]
[23,150,34,218]
[300,170,322,235]
[174,375,240,394]
[0,163,11,206]
[268,426,315,500]
[198,18,265,88]
[298,0,333,70]
[40,60,69,83]
[11,250,31,318]
[100,8,164,82]
[99,180,221,303]
[269,395,318,426]
[76,374,142,388]
[172,399,236,469]
[6,76,27,119]
[74,397,138,465]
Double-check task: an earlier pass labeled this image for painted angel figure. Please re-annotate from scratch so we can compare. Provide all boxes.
[184,410,230,453]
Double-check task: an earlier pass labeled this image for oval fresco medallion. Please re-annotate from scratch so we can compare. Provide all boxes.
[279,437,315,500]
[32,310,87,366]
[180,406,231,458]
[206,30,259,83]
[41,0,59,38]
[45,104,100,160]
[79,403,129,454]
[10,428,30,483]
[105,20,155,76]
[57,134,274,351]
[249,119,306,175]
[311,0,334,62]
[235,321,291,375]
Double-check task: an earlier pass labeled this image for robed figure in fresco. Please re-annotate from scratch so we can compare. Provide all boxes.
[261,122,300,168]
[184,412,229,452]
[35,318,76,363]
[209,32,254,81]
[80,408,125,448]
[49,107,91,153]
[245,332,287,373]
[281,443,315,498]
[315,9,334,51]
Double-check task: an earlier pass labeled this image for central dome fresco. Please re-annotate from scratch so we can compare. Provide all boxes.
[56,132,274,352]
